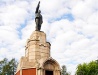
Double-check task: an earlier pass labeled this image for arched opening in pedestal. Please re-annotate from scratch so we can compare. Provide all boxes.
[42,58,60,75]
[45,70,53,75]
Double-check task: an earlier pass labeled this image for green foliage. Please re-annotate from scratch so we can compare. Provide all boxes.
[61,65,71,75]
[0,58,18,75]
[75,61,98,75]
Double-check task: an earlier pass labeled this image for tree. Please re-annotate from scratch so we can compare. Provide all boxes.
[75,61,98,75]
[0,58,18,75]
[61,65,71,75]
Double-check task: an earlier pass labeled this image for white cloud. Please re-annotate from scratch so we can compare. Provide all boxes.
[0,0,98,75]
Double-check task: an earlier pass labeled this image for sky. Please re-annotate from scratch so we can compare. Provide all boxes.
[0,0,98,75]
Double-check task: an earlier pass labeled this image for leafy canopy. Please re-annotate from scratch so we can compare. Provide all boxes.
[75,61,98,75]
[0,58,17,75]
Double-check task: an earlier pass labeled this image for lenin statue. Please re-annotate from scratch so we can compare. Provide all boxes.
[35,1,43,31]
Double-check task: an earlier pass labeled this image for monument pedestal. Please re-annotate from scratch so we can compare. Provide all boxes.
[15,31,61,75]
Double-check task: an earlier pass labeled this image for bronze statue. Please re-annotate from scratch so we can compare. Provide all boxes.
[35,1,43,31]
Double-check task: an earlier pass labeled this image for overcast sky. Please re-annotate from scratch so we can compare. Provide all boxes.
[0,0,98,75]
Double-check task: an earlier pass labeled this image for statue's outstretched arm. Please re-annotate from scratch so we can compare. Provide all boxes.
[35,1,40,13]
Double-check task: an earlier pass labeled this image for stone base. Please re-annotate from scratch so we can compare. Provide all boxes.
[15,57,61,75]
[15,31,61,75]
